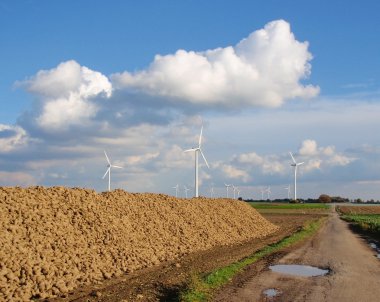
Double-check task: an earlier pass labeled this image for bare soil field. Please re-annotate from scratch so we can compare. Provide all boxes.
[0,186,278,301]
[337,205,380,214]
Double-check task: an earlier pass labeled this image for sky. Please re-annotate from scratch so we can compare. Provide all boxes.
[1,0,380,200]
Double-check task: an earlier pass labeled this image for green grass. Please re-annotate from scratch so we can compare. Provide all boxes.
[249,202,329,210]
[341,214,380,234]
[180,218,325,302]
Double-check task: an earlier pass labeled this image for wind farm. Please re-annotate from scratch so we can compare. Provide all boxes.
[2,2,380,301]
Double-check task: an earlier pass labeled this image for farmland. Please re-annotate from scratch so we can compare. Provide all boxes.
[337,205,380,236]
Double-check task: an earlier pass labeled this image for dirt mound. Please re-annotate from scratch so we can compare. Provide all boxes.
[0,186,278,301]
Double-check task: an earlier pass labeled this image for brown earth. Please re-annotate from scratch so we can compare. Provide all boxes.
[0,186,278,301]
[337,205,380,214]
[214,211,380,302]
[49,213,319,302]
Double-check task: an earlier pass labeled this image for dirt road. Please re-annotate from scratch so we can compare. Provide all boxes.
[215,212,380,302]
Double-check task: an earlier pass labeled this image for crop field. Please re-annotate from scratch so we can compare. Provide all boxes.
[338,206,380,235]
[249,202,330,215]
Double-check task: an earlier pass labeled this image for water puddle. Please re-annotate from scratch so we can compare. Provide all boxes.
[263,288,280,298]
[269,264,329,277]
[368,241,380,259]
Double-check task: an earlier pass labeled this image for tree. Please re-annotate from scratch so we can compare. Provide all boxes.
[318,194,332,203]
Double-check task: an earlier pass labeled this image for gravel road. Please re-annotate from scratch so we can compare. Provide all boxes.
[215,211,380,302]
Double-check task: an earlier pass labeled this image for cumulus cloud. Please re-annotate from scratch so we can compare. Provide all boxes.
[112,20,319,108]
[221,139,356,184]
[21,60,112,131]
[298,139,355,171]
[215,163,250,182]
[299,139,318,156]
[235,152,286,175]
[0,124,29,152]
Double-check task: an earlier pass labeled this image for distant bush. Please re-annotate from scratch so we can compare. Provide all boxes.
[318,194,332,203]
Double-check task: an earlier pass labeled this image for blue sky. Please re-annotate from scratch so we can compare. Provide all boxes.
[1,0,380,199]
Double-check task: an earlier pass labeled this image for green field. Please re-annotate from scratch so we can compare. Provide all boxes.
[249,202,330,210]
[341,214,380,234]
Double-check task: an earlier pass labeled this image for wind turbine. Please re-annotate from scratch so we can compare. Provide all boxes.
[209,186,214,198]
[184,126,210,197]
[284,185,291,199]
[102,150,123,192]
[173,184,179,197]
[260,188,265,200]
[289,152,304,200]
[266,186,271,200]
[224,183,232,198]
[232,185,238,199]
[184,185,190,198]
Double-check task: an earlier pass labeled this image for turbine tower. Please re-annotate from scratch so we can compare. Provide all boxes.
[284,185,291,199]
[184,126,210,197]
[184,185,190,198]
[173,184,179,197]
[224,183,232,198]
[232,185,238,199]
[266,186,271,200]
[260,188,265,200]
[209,186,214,198]
[289,152,304,200]
[102,150,123,192]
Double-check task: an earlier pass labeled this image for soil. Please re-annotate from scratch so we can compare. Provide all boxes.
[0,186,278,301]
[49,213,319,302]
[337,205,380,214]
[214,211,380,302]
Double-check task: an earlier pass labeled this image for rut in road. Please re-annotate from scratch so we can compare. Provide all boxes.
[215,212,380,302]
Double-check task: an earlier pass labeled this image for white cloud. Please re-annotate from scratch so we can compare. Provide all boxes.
[0,124,29,152]
[0,171,36,186]
[21,60,112,131]
[112,20,319,108]
[297,139,355,171]
[299,139,318,156]
[125,152,160,166]
[220,164,250,182]
[235,152,286,175]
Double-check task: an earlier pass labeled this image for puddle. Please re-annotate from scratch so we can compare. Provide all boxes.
[368,241,380,259]
[263,288,280,298]
[269,264,329,277]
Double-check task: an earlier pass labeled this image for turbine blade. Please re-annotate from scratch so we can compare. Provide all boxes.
[199,125,203,147]
[298,162,305,165]
[102,167,110,179]
[289,152,297,164]
[184,148,197,152]
[104,150,111,165]
[200,149,209,168]
[112,165,123,169]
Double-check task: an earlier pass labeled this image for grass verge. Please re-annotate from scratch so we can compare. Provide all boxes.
[180,217,325,302]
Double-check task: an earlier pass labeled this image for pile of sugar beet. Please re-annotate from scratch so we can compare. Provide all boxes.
[0,186,278,301]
